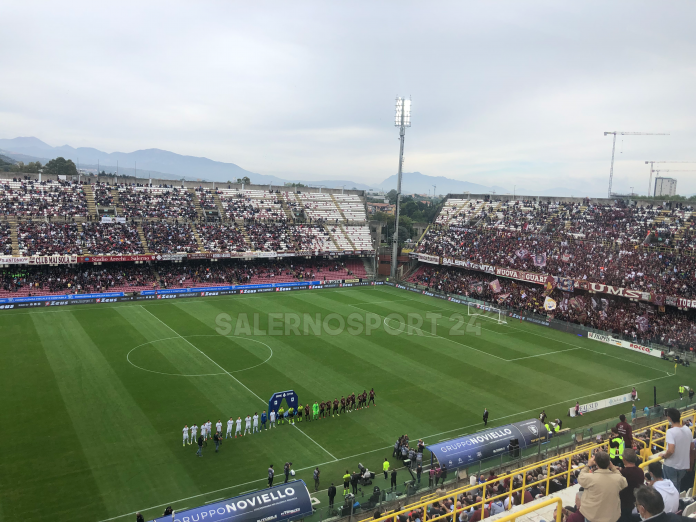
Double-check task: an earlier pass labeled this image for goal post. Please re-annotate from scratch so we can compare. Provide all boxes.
[467,302,507,324]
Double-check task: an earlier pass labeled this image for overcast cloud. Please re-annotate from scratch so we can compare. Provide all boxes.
[1,1,695,195]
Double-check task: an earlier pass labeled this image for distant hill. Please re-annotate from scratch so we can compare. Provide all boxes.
[0,136,602,197]
[374,172,509,196]
[0,137,261,183]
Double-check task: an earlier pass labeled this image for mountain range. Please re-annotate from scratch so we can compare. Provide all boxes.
[0,136,587,197]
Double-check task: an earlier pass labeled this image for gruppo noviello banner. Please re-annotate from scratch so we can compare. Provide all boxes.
[426,419,547,468]
[150,480,313,522]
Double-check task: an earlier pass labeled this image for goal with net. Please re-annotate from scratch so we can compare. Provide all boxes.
[467,302,507,324]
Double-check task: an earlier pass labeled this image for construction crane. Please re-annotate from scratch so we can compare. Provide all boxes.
[645,161,696,196]
[604,131,669,198]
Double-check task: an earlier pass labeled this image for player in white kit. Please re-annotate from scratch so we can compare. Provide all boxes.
[183,425,190,446]
[200,422,207,441]
[226,418,233,438]
[216,420,222,434]
[270,410,276,428]
[244,415,252,435]
[252,413,260,433]
[235,416,242,438]
[206,421,212,440]
[191,424,198,443]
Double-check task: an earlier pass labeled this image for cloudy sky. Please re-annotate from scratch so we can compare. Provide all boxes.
[1,1,695,195]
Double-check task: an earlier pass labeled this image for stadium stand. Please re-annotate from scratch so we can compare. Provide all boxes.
[0,221,12,255]
[142,221,199,253]
[218,189,287,221]
[0,178,88,217]
[16,222,82,256]
[81,222,145,255]
[117,185,198,220]
[197,223,248,252]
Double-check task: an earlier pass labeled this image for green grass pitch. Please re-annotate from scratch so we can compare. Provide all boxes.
[0,284,689,522]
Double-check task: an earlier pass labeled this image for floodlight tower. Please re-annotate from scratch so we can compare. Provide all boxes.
[604,131,669,198]
[391,97,411,279]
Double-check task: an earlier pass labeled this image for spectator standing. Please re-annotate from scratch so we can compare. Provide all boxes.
[619,449,645,521]
[646,461,679,513]
[616,414,633,448]
[661,408,692,491]
[577,451,628,522]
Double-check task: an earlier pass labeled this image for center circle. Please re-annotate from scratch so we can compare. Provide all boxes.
[127,335,273,377]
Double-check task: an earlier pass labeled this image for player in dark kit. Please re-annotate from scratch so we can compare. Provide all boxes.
[349,393,356,412]
[332,398,339,417]
[368,388,376,407]
[305,404,311,422]
[325,398,331,418]
[319,401,325,419]
[339,396,346,414]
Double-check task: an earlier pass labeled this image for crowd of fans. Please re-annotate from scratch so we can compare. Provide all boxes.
[0,263,155,296]
[142,221,199,253]
[410,265,696,350]
[93,183,115,207]
[416,227,696,299]
[0,221,12,255]
[0,178,88,217]
[81,222,145,255]
[118,185,198,220]
[197,224,247,252]
[17,222,82,256]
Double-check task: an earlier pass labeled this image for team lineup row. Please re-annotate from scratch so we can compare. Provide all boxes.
[182,389,377,447]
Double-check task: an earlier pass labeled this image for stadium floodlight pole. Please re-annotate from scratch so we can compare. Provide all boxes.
[391,96,411,280]
[604,131,668,198]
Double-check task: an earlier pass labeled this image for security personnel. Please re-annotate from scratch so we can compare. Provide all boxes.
[679,385,685,400]
[544,422,552,438]
[609,427,624,467]
[553,423,560,433]
[342,470,351,496]
[383,458,390,480]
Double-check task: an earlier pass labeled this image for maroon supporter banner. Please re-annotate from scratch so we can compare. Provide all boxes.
[586,282,653,303]
[417,253,440,264]
[0,255,78,265]
[675,298,696,309]
[442,257,495,274]
[80,253,188,263]
[494,267,547,285]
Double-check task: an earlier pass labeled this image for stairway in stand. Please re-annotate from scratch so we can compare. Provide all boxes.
[338,224,356,249]
[323,224,341,250]
[191,223,206,252]
[76,222,88,254]
[8,217,19,255]
[137,222,151,254]
[84,185,99,220]
[189,188,206,221]
[329,194,347,221]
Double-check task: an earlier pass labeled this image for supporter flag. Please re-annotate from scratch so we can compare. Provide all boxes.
[561,253,571,263]
[497,293,510,304]
[569,297,583,311]
[489,279,502,293]
[654,294,665,306]
[543,296,556,311]
[555,277,574,292]
[516,249,529,260]
[532,253,547,267]
[636,314,649,332]
[591,298,597,309]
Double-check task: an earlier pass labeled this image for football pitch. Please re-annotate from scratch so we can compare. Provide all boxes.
[0,284,689,522]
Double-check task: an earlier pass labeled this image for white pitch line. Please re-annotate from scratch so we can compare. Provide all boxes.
[507,347,584,361]
[347,303,508,362]
[385,291,672,375]
[138,305,338,462]
[96,371,675,522]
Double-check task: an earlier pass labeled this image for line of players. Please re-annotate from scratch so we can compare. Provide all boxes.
[180,389,376,445]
